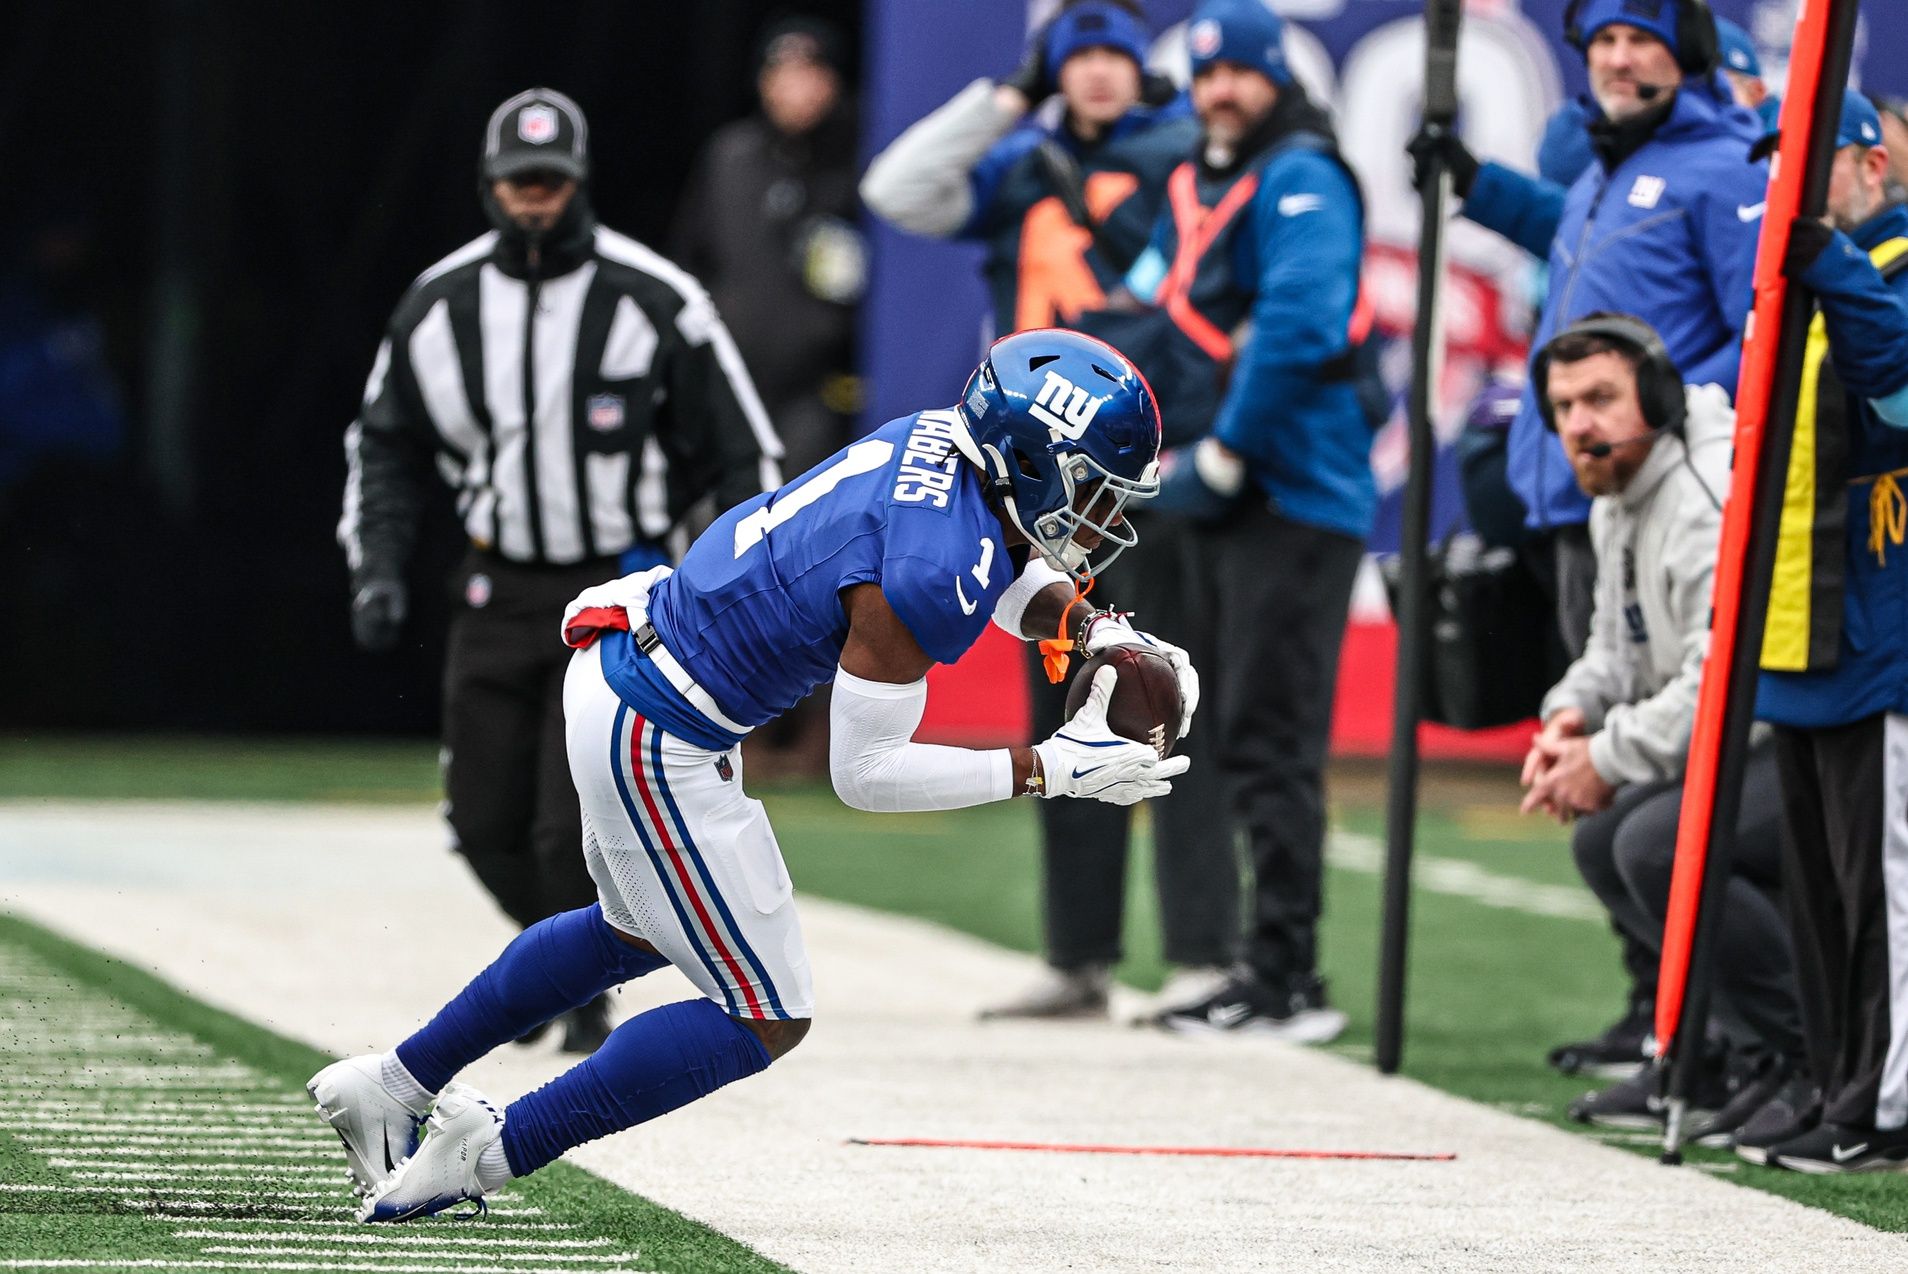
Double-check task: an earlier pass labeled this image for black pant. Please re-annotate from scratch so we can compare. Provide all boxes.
[1776,715,1908,1130]
[1179,505,1364,985]
[1029,516,1239,970]
[1569,746,1803,1060]
[441,550,608,930]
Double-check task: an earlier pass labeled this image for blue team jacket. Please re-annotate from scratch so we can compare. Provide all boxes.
[1756,203,1908,729]
[1463,78,1767,531]
[1124,114,1372,540]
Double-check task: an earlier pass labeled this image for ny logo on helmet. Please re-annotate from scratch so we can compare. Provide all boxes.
[1029,370,1105,441]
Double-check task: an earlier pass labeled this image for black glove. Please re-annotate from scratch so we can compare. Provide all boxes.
[350,577,409,652]
[1783,215,1837,281]
[1406,123,1480,199]
[1001,34,1051,104]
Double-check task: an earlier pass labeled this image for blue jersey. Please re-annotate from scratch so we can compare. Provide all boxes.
[598,411,1016,749]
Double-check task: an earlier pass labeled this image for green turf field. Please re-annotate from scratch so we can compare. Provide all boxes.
[0,909,790,1274]
[4,734,1905,1234]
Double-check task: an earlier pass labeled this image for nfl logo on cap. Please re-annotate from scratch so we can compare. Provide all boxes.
[519,104,558,144]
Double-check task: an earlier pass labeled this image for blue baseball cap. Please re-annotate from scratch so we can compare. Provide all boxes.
[1186,0,1292,87]
[1045,2,1150,76]
[1570,0,1679,61]
[1714,17,1761,78]
[1838,88,1885,150]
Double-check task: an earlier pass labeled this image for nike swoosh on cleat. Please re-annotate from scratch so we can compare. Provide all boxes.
[1206,1002,1252,1027]
[1831,1142,1870,1163]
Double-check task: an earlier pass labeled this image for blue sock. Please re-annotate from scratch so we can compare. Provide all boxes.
[500,998,772,1176]
[395,904,667,1094]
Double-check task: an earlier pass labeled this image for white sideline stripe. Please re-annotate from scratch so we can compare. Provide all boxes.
[165,1219,581,1233]
[12,1120,330,1134]
[68,1169,341,1180]
[1328,831,1605,922]
[53,1145,331,1159]
[0,1263,643,1273]
[199,1248,639,1264]
[29,1133,331,1147]
[175,1232,612,1249]
[11,1101,311,1114]
[0,1186,341,1200]
[0,1065,259,1078]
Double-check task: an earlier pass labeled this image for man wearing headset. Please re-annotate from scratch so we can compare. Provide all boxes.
[1411,0,1767,1079]
[1410,0,1764,658]
[1520,314,1805,1147]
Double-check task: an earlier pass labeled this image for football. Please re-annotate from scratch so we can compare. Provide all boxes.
[1063,646,1184,759]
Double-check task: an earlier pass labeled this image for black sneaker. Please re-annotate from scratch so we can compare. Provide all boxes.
[1568,1067,1665,1130]
[1733,1075,1821,1166]
[1690,1056,1794,1148]
[1770,1121,1908,1173]
[1155,970,1348,1043]
[558,994,614,1055]
[1547,999,1653,1078]
[1568,1058,1728,1131]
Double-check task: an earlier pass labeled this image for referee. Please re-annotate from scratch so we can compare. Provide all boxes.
[338,88,782,1053]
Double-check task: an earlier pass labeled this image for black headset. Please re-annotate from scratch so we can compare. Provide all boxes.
[1562,0,1720,78]
[1535,312,1725,511]
[1534,313,1687,436]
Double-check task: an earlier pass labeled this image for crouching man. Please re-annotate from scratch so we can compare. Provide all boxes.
[1520,314,1805,1147]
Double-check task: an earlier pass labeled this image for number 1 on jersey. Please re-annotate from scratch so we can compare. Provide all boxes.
[732,439,894,559]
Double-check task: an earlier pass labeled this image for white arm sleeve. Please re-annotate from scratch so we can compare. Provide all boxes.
[991,556,1071,638]
[829,669,1014,812]
[860,79,1018,238]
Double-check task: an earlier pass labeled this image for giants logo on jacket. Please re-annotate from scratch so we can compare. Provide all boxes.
[1030,371,1105,440]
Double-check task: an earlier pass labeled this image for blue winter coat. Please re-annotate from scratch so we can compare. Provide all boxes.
[1123,128,1372,539]
[962,99,1199,335]
[1463,80,1768,531]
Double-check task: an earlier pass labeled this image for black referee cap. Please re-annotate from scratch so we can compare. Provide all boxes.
[482,88,589,182]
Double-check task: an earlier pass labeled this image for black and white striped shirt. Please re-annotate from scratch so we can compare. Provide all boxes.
[339,224,783,580]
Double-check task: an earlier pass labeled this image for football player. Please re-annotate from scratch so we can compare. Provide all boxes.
[308,329,1198,1221]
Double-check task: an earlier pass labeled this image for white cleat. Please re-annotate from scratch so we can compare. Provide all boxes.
[357,1083,504,1224]
[307,1055,423,1198]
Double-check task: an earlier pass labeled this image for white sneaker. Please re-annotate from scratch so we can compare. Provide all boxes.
[1128,965,1233,1026]
[308,1055,423,1198]
[358,1083,504,1224]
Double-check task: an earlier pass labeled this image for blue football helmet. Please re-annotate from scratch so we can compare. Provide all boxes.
[952,328,1162,583]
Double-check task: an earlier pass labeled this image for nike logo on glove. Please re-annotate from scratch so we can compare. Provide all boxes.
[1071,764,1109,780]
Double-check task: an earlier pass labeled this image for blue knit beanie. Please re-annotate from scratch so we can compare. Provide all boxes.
[1045,2,1150,76]
[1186,0,1291,87]
[1571,0,1680,61]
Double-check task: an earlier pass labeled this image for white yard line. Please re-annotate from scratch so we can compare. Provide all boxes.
[4,799,1907,1274]
[1328,828,1606,921]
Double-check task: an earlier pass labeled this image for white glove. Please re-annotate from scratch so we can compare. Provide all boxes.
[1032,667,1191,805]
[1081,613,1200,740]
